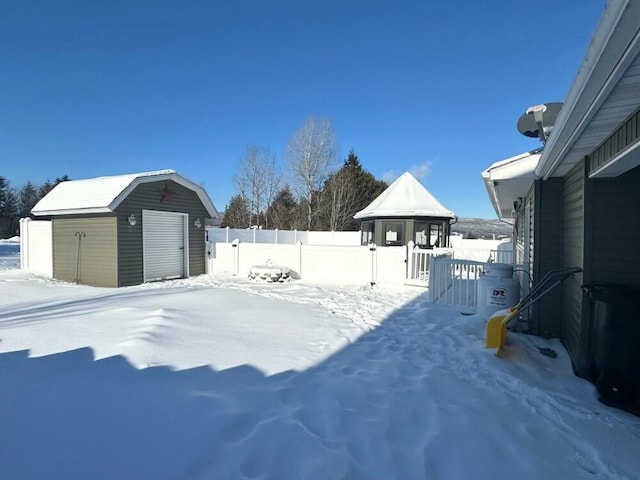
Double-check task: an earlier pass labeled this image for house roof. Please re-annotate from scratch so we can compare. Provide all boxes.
[354,172,455,219]
[31,170,219,218]
[482,150,541,220]
[536,0,640,179]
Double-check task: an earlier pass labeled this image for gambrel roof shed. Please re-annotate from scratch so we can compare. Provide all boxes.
[30,169,218,288]
[32,169,218,218]
[354,171,455,219]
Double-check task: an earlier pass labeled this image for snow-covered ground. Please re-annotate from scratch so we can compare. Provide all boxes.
[1,240,639,480]
[0,236,20,270]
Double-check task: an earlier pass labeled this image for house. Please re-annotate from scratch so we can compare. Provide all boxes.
[354,172,456,248]
[482,0,640,394]
[30,170,219,287]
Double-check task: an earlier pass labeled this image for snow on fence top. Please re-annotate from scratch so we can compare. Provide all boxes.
[206,227,361,246]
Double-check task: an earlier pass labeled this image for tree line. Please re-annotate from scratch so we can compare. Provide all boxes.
[1,118,389,237]
[222,117,388,231]
[0,175,69,238]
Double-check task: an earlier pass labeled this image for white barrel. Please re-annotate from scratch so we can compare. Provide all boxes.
[477,263,520,319]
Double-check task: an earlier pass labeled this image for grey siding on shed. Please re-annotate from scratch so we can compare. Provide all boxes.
[531,178,564,337]
[53,216,118,287]
[115,180,209,286]
[561,161,588,374]
[589,164,640,287]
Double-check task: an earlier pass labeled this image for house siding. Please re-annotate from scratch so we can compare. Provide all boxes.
[527,193,534,284]
[115,180,209,286]
[531,178,564,337]
[561,161,588,374]
[52,216,118,287]
[589,164,640,286]
[514,185,534,331]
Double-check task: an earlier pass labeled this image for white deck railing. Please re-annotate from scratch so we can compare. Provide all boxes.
[405,243,453,287]
[428,257,485,308]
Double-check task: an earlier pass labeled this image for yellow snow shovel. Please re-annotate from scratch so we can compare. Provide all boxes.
[485,267,581,355]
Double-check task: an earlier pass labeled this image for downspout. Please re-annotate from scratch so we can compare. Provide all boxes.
[448,215,458,248]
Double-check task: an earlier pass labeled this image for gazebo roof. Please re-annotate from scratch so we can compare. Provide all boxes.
[354,172,455,219]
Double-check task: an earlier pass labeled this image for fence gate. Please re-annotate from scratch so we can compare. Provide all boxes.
[405,242,454,287]
[429,257,484,308]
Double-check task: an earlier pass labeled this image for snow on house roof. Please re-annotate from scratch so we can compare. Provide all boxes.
[482,150,541,220]
[31,170,219,218]
[536,1,640,180]
[354,172,455,219]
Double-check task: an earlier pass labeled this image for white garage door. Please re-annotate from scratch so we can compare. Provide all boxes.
[142,210,188,282]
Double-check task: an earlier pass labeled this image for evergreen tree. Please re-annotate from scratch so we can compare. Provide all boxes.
[221,195,251,228]
[54,175,70,185]
[39,180,54,198]
[0,178,19,238]
[266,186,298,230]
[318,150,388,231]
[19,181,39,218]
[0,175,70,238]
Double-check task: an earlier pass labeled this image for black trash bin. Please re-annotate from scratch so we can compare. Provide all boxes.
[583,284,640,411]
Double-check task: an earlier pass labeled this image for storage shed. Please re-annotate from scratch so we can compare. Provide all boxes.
[354,172,456,248]
[30,170,219,287]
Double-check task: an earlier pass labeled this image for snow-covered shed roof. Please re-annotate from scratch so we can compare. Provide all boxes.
[482,149,541,220]
[354,172,455,219]
[31,170,219,218]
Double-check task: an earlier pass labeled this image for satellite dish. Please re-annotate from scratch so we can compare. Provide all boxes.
[517,102,563,143]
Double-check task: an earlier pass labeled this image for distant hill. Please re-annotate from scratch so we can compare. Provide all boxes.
[451,218,512,239]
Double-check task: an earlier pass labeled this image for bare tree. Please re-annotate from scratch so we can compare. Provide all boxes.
[326,170,359,231]
[262,156,280,229]
[285,118,337,230]
[233,146,279,227]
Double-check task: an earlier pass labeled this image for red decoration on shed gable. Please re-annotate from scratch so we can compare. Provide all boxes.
[160,183,175,203]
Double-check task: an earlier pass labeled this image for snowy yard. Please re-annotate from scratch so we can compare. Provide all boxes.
[1,239,639,480]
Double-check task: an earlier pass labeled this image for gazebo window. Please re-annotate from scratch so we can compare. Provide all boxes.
[361,221,375,245]
[383,222,403,246]
[415,221,429,248]
[415,221,444,248]
[430,223,443,248]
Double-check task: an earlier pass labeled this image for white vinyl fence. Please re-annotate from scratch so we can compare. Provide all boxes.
[206,238,455,287]
[19,218,53,277]
[18,218,513,308]
[206,227,361,246]
[405,244,454,286]
[207,241,410,285]
[428,256,485,308]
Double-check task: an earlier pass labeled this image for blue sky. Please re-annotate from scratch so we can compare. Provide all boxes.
[1,1,605,218]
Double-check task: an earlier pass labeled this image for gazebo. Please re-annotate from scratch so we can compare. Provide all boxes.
[354,172,456,248]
